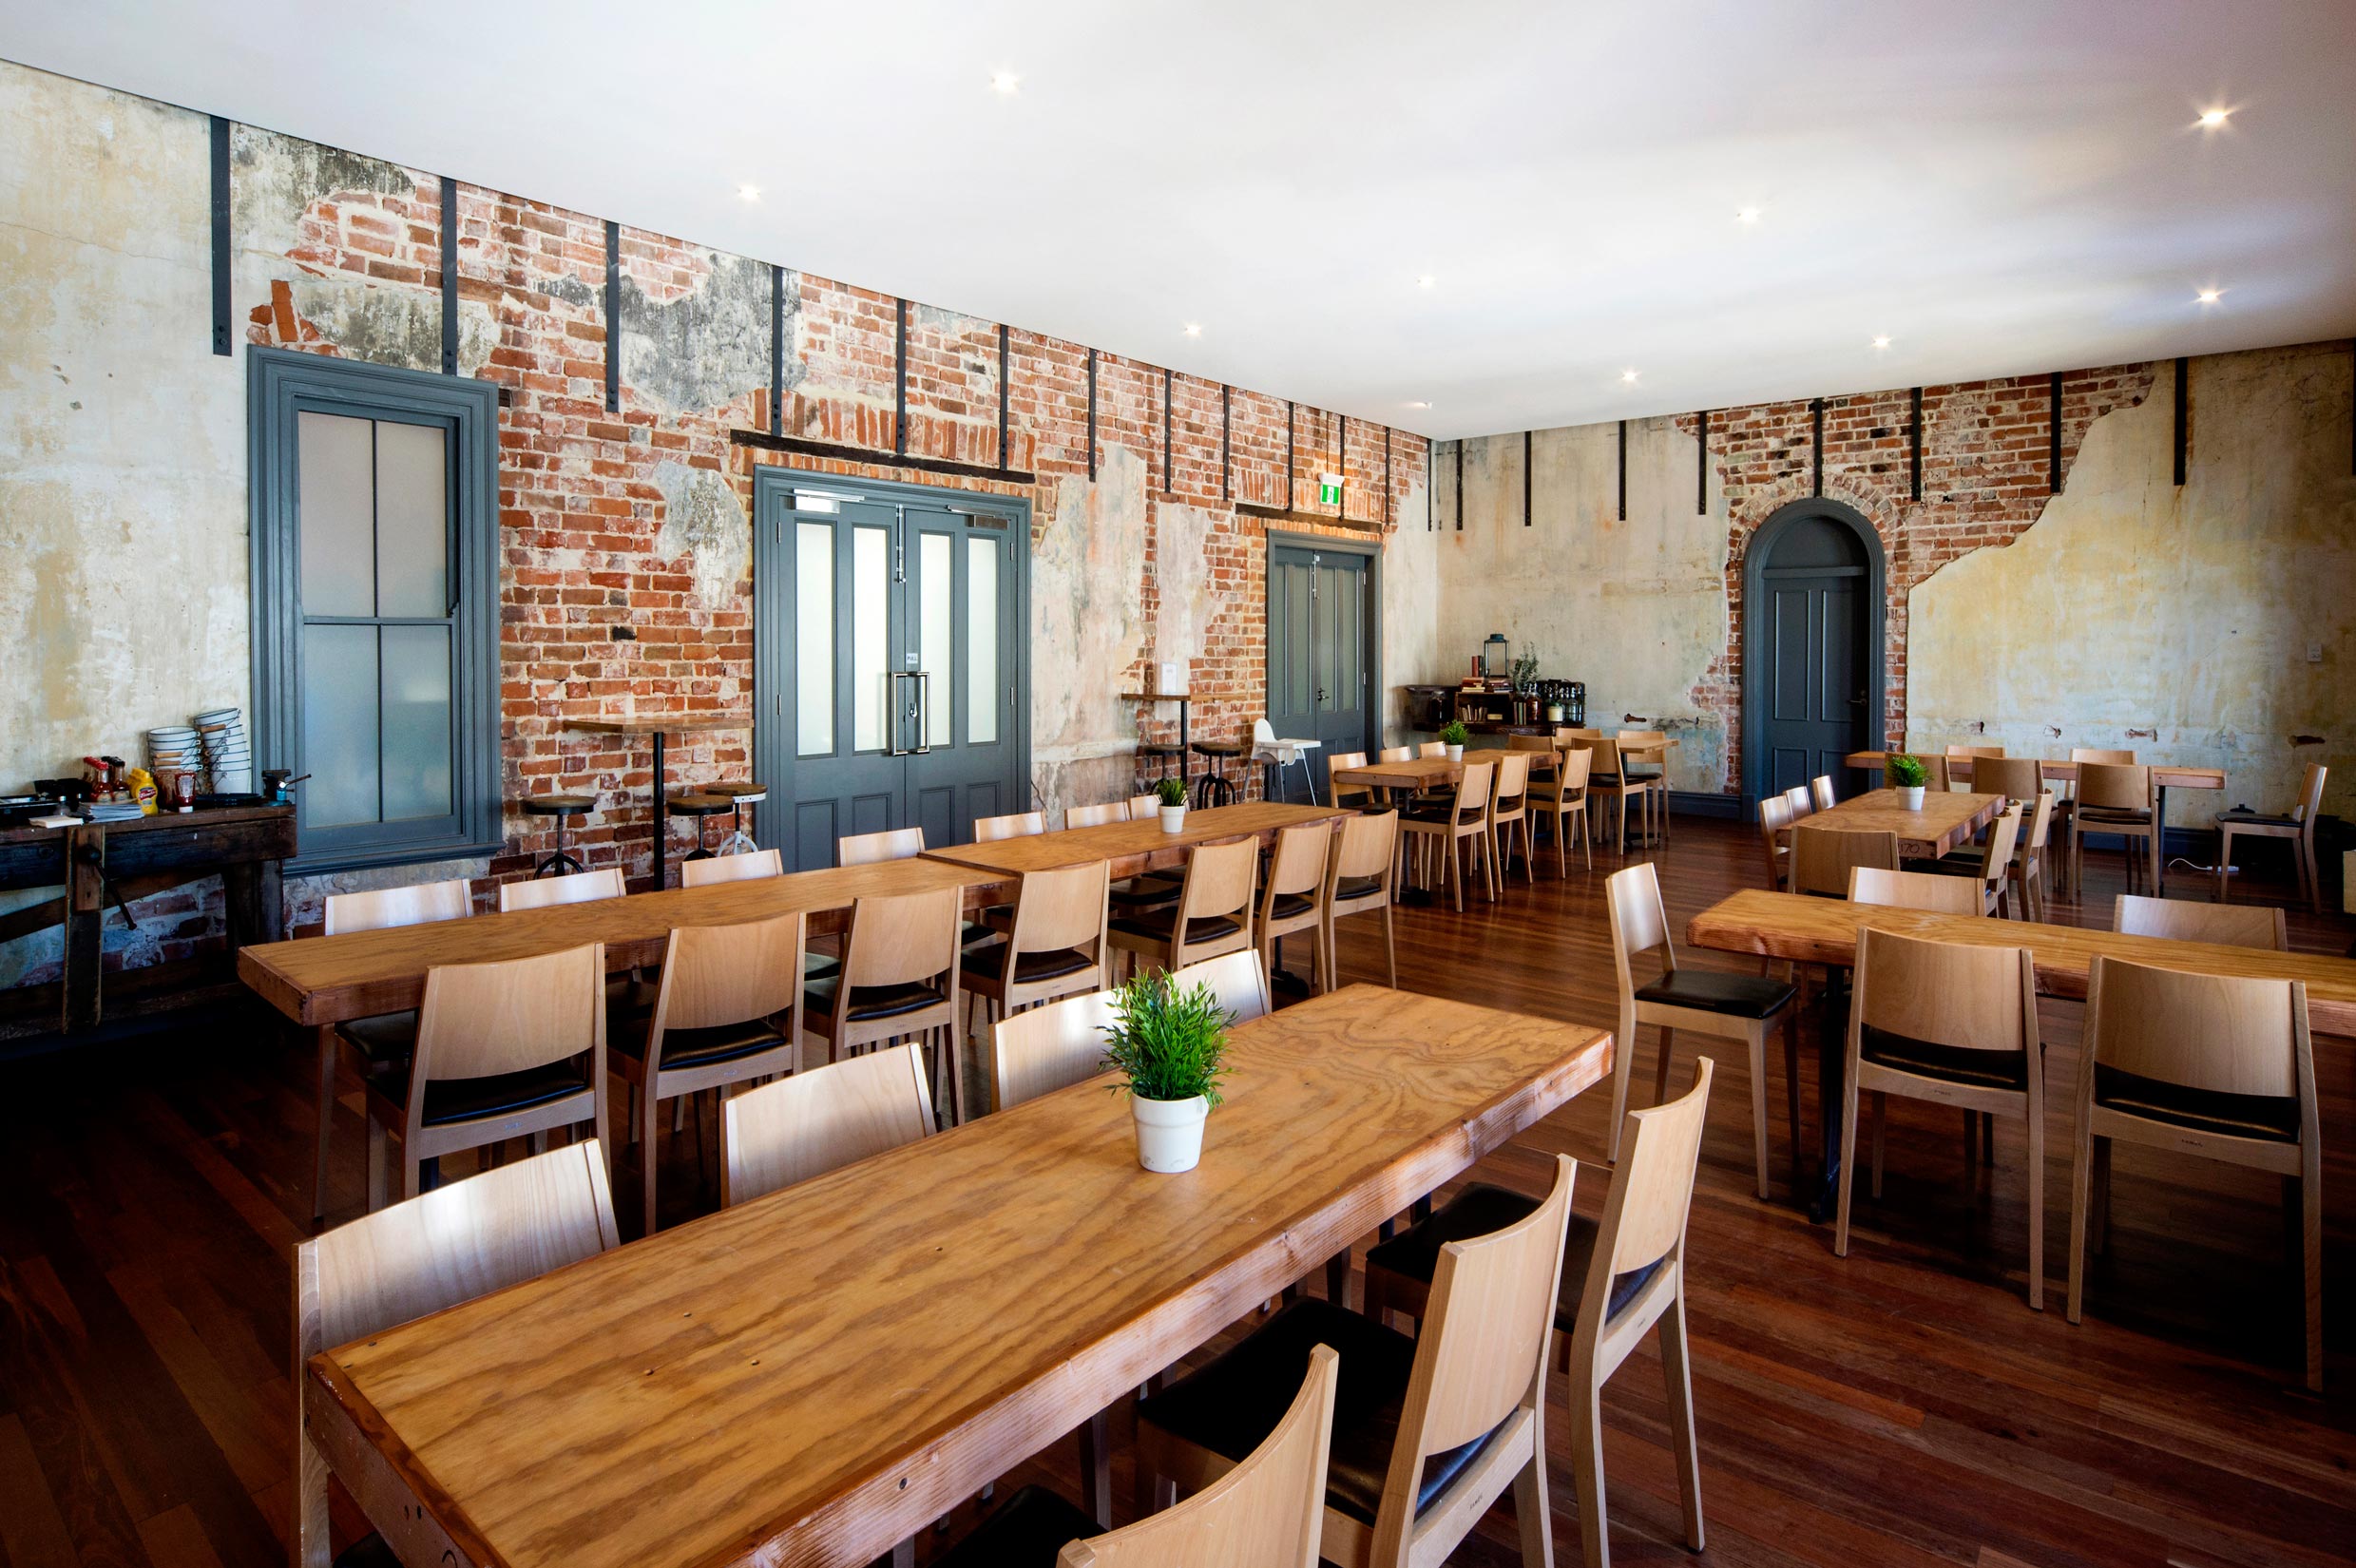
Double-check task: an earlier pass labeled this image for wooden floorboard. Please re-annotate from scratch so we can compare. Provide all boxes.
[0,817,2348,1566]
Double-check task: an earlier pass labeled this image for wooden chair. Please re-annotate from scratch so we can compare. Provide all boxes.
[1586,739,1655,853]
[990,988,1119,1112]
[1067,800,1127,828]
[721,1041,934,1204]
[1528,744,1593,875]
[680,848,783,888]
[1322,811,1399,990]
[1945,744,2007,790]
[978,810,1047,841]
[1809,774,1836,813]
[1974,755,2043,803]
[1836,927,2047,1309]
[1488,751,1537,884]
[1172,948,1273,1024]
[1604,861,1798,1184]
[2218,762,2328,912]
[1257,823,1333,993]
[964,860,1111,1033]
[1782,783,1813,824]
[803,888,967,1121]
[1328,750,1373,811]
[1400,758,1495,911]
[497,866,624,912]
[1416,741,1448,759]
[2066,957,2320,1389]
[2054,747,2135,894]
[1618,730,1671,844]
[1963,806,2025,916]
[2113,892,2287,950]
[1848,866,1984,916]
[1137,1156,1576,1568]
[1126,794,1162,820]
[1757,794,1794,891]
[294,1141,618,1568]
[313,877,474,1220]
[1788,825,1900,898]
[360,943,608,1210]
[1927,787,2052,920]
[2069,762,2157,896]
[612,911,805,1234]
[1109,836,1258,976]
[840,825,927,865]
[1905,755,1955,792]
[1378,746,1414,762]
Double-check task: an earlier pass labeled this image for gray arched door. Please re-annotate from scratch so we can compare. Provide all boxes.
[1742,503,1884,804]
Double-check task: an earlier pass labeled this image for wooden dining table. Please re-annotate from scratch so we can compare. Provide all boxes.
[916,800,1350,879]
[1329,755,1461,794]
[1843,751,2230,794]
[1806,787,2005,859]
[299,985,1613,1568]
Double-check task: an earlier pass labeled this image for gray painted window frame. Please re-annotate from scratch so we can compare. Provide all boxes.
[247,346,503,873]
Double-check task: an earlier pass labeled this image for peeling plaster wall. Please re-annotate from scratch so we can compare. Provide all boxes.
[1030,445,1151,823]
[1910,344,2356,829]
[1380,478,1438,747]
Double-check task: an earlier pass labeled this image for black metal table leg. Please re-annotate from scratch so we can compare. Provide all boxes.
[652,728,668,891]
[1807,968,1850,1223]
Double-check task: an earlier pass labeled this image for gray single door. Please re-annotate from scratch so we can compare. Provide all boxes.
[1267,545,1371,801]
[1760,518,1869,798]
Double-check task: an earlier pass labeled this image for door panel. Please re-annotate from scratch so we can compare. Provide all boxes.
[1267,545,1371,802]
[1760,564,1867,799]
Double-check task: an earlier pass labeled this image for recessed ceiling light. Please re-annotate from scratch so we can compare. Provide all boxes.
[1620,369,1639,384]
[1872,335,1892,350]
[2196,106,2231,129]
[2196,287,2223,304]
[1735,207,1761,223]
[1183,323,1202,336]
[1417,275,1437,289]
[1407,400,1432,410]
[737,184,760,201]
[991,71,1021,94]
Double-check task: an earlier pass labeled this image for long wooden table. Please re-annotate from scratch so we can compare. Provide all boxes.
[1808,788,2003,859]
[1330,755,1459,792]
[1843,751,2230,793]
[301,985,1613,1568]
[917,800,1350,878]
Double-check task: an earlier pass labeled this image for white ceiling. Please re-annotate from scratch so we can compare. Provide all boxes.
[7,0,2354,440]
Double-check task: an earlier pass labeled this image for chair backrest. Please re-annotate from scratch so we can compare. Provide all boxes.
[975,811,1046,842]
[2112,892,2288,951]
[294,1141,618,1568]
[1326,811,1398,893]
[1417,741,1451,759]
[1173,948,1272,1023]
[1590,1059,1712,1289]
[1066,800,1126,828]
[841,888,963,989]
[839,826,926,866]
[2076,762,2150,813]
[2019,788,2057,854]
[1558,727,1602,741]
[1848,866,1983,915]
[1782,783,1812,820]
[1618,729,1667,753]
[1178,838,1260,928]
[1506,734,1554,752]
[1975,806,2024,894]
[1758,794,1794,888]
[413,943,604,1087]
[2083,956,2308,1101]
[1264,822,1330,899]
[1378,746,1413,763]
[1253,717,1277,744]
[1604,861,1673,994]
[322,877,471,936]
[1947,743,2006,760]
[1788,826,1899,897]
[681,849,783,888]
[1127,794,1163,820]
[1006,859,1111,962]
[1852,927,2037,1063]
[1449,758,1495,820]
[1492,750,1531,807]
[498,867,625,913]
[2289,761,2328,827]
[1554,745,1592,794]
[721,1042,935,1205]
[1975,755,2043,802]
[1911,755,1954,792]
[1809,774,1836,812]
[1588,737,1625,779]
[648,912,806,1056]
[990,988,1119,1111]
[2069,747,2136,765]
[1061,1347,1338,1568]
[1329,750,1369,774]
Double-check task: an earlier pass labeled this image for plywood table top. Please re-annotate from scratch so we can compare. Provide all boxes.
[566,715,754,736]
[239,856,1007,1027]
[1686,888,2356,1036]
[1807,788,2003,858]
[302,985,1613,1568]
[1331,755,1461,790]
[917,801,1350,878]
[1843,752,2228,791]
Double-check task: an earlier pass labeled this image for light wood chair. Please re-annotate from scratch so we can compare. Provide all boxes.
[1416,741,1448,759]
[2069,762,2158,896]
[313,876,474,1220]
[840,825,927,865]
[1528,744,1593,875]
[1945,743,2007,790]
[721,1041,934,1205]
[1904,755,1955,792]
[1848,866,1984,915]
[497,867,624,912]
[1604,861,1798,1183]
[1322,811,1399,989]
[1618,730,1671,844]
[1782,783,1813,825]
[1127,794,1163,820]
[1836,927,2047,1309]
[294,1140,618,1568]
[1788,825,1900,898]
[612,911,805,1234]
[1138,1156,1577,1568]
[1257,822,1334,993]
[2054,747,2136,895]
[1488,751,1537,884]
[1400,758,1496,911]
[1809,774,1836,812]
[1964,806,2025,916]
[1327,751,1371,811]
[1974,755,2043,802]
[2218,762,2328,912]
[2113,892,2287,950]
[1172,948,1273,1023]
[1067,800,1128,828]
[964,860,1111,1034]
[802,888,967,1121]
[977,810,1048,841]
[1108,836,1258,976]
[680,848,783,888]
[359,943,608,1210]
[1586,739,1656,853]
[1378,745,1414,762]
[2067,957,2320,1389]
[1757,794,1794,891]
[989,988,1119,1112]
[1925,787,2051,920]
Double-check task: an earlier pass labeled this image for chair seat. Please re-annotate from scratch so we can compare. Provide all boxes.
[334,1533,402,1568]
[2095,1065,2300,1142]
[2076,807,2152,825]
[1400,806,1460,826]
[1109,909,1241,946]
[1107,875,1182,908]
[1332,873,1387,903]
[335,1011,417,1066]
[618,1017,788,1072]
[803,975,948,1025]
[380,1057,594,1128]
[1362,1182,1665,1333]
[1633,969,1796,1020]
[1134,1298,1507,1527]
[1267,890,1315,920]
[930,1484,1100,1568]
[2216,810,2299,828]
[1860,1025,2027,1092]
[961,942,1095,985]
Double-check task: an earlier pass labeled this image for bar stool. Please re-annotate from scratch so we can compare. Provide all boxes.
[704,780,767,855]
[1190,738,1246,808]
[1136,739,1185,797]
[664,793,732,868]
[521,794,596,877]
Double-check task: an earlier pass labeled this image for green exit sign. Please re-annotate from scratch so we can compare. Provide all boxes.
[1318,472,1343,507]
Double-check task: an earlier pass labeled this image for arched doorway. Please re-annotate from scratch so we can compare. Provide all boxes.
[1739,499,1887,807]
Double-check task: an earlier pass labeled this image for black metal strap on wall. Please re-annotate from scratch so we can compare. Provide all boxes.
[1618,420,1629,520]
[1454,439,1464,531]
[209,117,231,357]
[770,266,785,437]
[997,323,1011,475]
[1810,399,1824,497]
[603,220,621,412]
[1085,348,1098,481]
[1161,367,1173,494]
[1695,410,1708,514]
[1909,388,1924,501]
[2048,371,2063,492]
[1335,412,1346,517]
[1384,427,1392,526]
[1523,430,1533,526]
[1285,401,1295,509]
[1427,435,1433,530]
[893,297,909,457]
[2174,356,2189,486]
[1220,383,1231,499]
[439,176,459,374]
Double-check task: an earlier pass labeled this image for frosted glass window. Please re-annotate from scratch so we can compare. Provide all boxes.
[967,538,998,746]
[374,421,450,617]
[852,526,889,753]
[303,626,380,827]
[297,411,375,617]
[380,626,452,819]
[795,523,834,756]
[920,532,953,748]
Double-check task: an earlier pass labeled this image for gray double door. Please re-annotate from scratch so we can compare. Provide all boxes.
[1265,545,1371,801]
[755,477,1023,870]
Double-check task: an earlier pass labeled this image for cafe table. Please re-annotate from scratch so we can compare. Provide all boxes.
[298,985,1612,1568]
[916,799,1350,880]
[1806,787,2004,860]
[565,715,753,890]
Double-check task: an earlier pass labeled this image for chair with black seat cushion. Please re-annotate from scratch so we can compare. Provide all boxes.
[664,792,732,869]
[1191,738,1247,808]
[520,794,596,877]
[1585,738,1655,853]
[1530,744,1593,875]
[964,860,1110,1035]
[2113,891,2287,950]
[498,866,624,913]
[1065,800,1127,828]
[360,943,608,1211]
[1787,824,1898,898]
[1604,860,1796,1190]
[1399,758,1494,912]
[2069,761,2160,896]
[1362,1064,1715,1568]
[1172,948,1272,1023]
[1848,865,1984,916]
[2068,956,2320,1389]
[295,1141,617,1568]
[840,826,927,865]
[2217,762,2327,912]
[1488,751,1536,883]
[1835,927,2047,1310]
[721,1041,934,1204]
[1321,811,1398,990]
[1137,1157,1576,1568]
[680,848,783,888]
[991,988,1119,1113]
[1327,751,1373,813]
[612,911,805,1235]
[1256,822,1334,993]
[1109,836,1257,977]
[802,887,967,1121]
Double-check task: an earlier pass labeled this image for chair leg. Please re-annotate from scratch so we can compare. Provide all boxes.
[313,1026,337,1222]
[1513,1447,1555,1568]
[1653,1025,1676,1105]
[365,1115,388,1213]
[2088,1136,2111,1253]
[2067,1117,2094,1325]
[2025,1097,2045,1312]
[1782,1011,1803,1175]
[641,1081,661,1237]
[1571,1371,1607,1568]
[1746,1023,1772,1201]
[1077,1408,1113,1527]
[1869,1092,1887,1199]
[1834,1070,1862,1258]
[1658,1293,1706,1552]
[2301,1152,2323,1391]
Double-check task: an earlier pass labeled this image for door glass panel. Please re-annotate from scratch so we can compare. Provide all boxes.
[379,625,452,819]
[303,624,380,827]
[920,531,953,748]
[374,421,450,618]
[967,536,998,746]
[852,525,890,753]
[795,522,834,756]
[297,411,374,617]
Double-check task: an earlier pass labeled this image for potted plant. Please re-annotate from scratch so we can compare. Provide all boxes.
[1886,753,1928,811]
[1100,970,1233,1173]
[1155,774,1189,832]
[1439,719,1468,762]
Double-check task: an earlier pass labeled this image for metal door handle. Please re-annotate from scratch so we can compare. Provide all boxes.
[886,672,913,755]
[911,673,933,755]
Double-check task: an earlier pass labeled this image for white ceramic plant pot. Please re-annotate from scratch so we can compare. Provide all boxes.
[1159,804,1187,833]
[1446,744,1465,761]
[1132,1094,1208,1173]
[1899,785,1926,811]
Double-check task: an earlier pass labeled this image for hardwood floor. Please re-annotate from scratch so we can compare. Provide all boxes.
[1,816,2349,1567]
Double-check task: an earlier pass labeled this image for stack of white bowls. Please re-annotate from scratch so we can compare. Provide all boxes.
[147,724,202,787]
[195,707,249,793]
